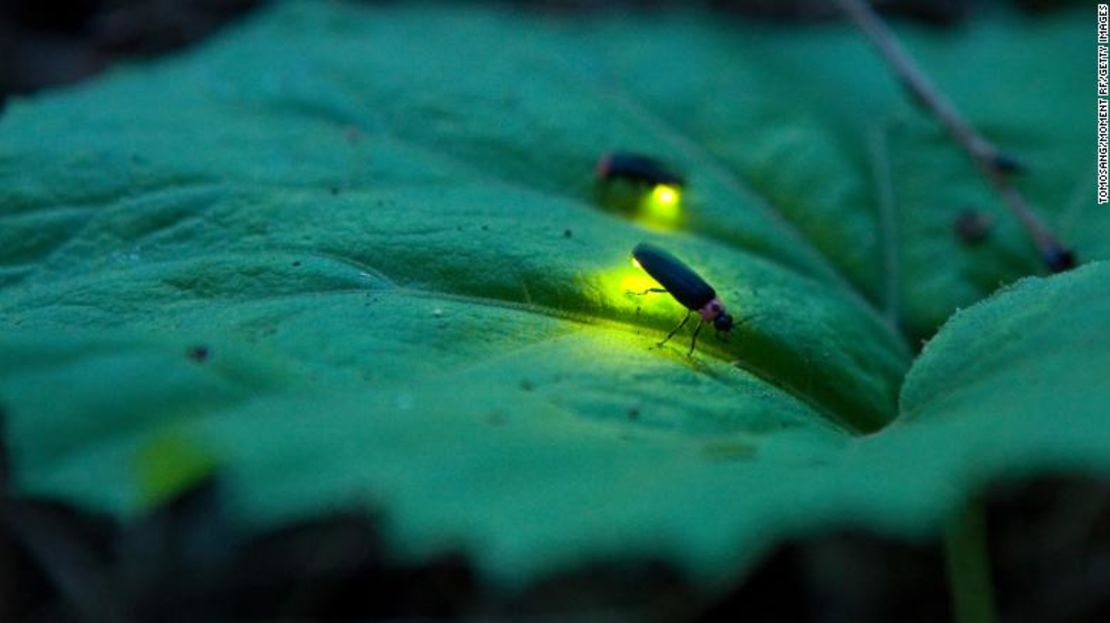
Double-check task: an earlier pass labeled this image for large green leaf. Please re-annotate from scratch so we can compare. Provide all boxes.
[1,1,1106,589]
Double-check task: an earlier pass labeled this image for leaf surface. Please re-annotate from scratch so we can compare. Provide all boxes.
[1,1,1106,588]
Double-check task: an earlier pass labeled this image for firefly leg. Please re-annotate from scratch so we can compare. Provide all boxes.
[658,311,691,347]
[688,320,704,356]
[629,287,668,296]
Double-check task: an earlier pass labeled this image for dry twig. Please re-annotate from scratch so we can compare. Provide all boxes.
[832,0,1076,271]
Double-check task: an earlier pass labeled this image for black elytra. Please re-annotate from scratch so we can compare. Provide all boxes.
[597,152,684,187]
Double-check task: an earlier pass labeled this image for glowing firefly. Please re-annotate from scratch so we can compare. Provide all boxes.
[630,242,734,356]
[597,152,684,222]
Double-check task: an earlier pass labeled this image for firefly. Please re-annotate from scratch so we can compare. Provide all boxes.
[597,152,684,216]
[596,152,684,187]
[630,242,734,356]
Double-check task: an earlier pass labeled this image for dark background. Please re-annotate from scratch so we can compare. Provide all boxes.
[0,0,1082,101]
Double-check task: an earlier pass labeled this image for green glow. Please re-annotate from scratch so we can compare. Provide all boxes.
[135,430,218,509]
[592,262,669,312]
[641,184,682,228]
[652,184,679,207]
[621,271,657,296]
[589,258,685,322]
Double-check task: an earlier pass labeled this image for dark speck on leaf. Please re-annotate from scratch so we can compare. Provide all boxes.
[953,210,992,245]
[520,379,534,391]
[292,261,301,267]
[187,345,210,362]
[563,229,573,238]
[481,225,489,231]
[627,405,640,420]
[329,186,339,196]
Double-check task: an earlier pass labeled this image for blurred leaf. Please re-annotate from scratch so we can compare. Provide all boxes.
[0,1,1106,590]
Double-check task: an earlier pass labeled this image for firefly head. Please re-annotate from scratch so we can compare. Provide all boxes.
[698,298,732,333]
[713,312,734,333]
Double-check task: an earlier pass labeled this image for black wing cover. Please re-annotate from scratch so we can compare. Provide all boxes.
[632,243,715,310]
[600,153,685,186]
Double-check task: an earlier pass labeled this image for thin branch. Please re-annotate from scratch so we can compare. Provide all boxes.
[832,0,1076,272]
